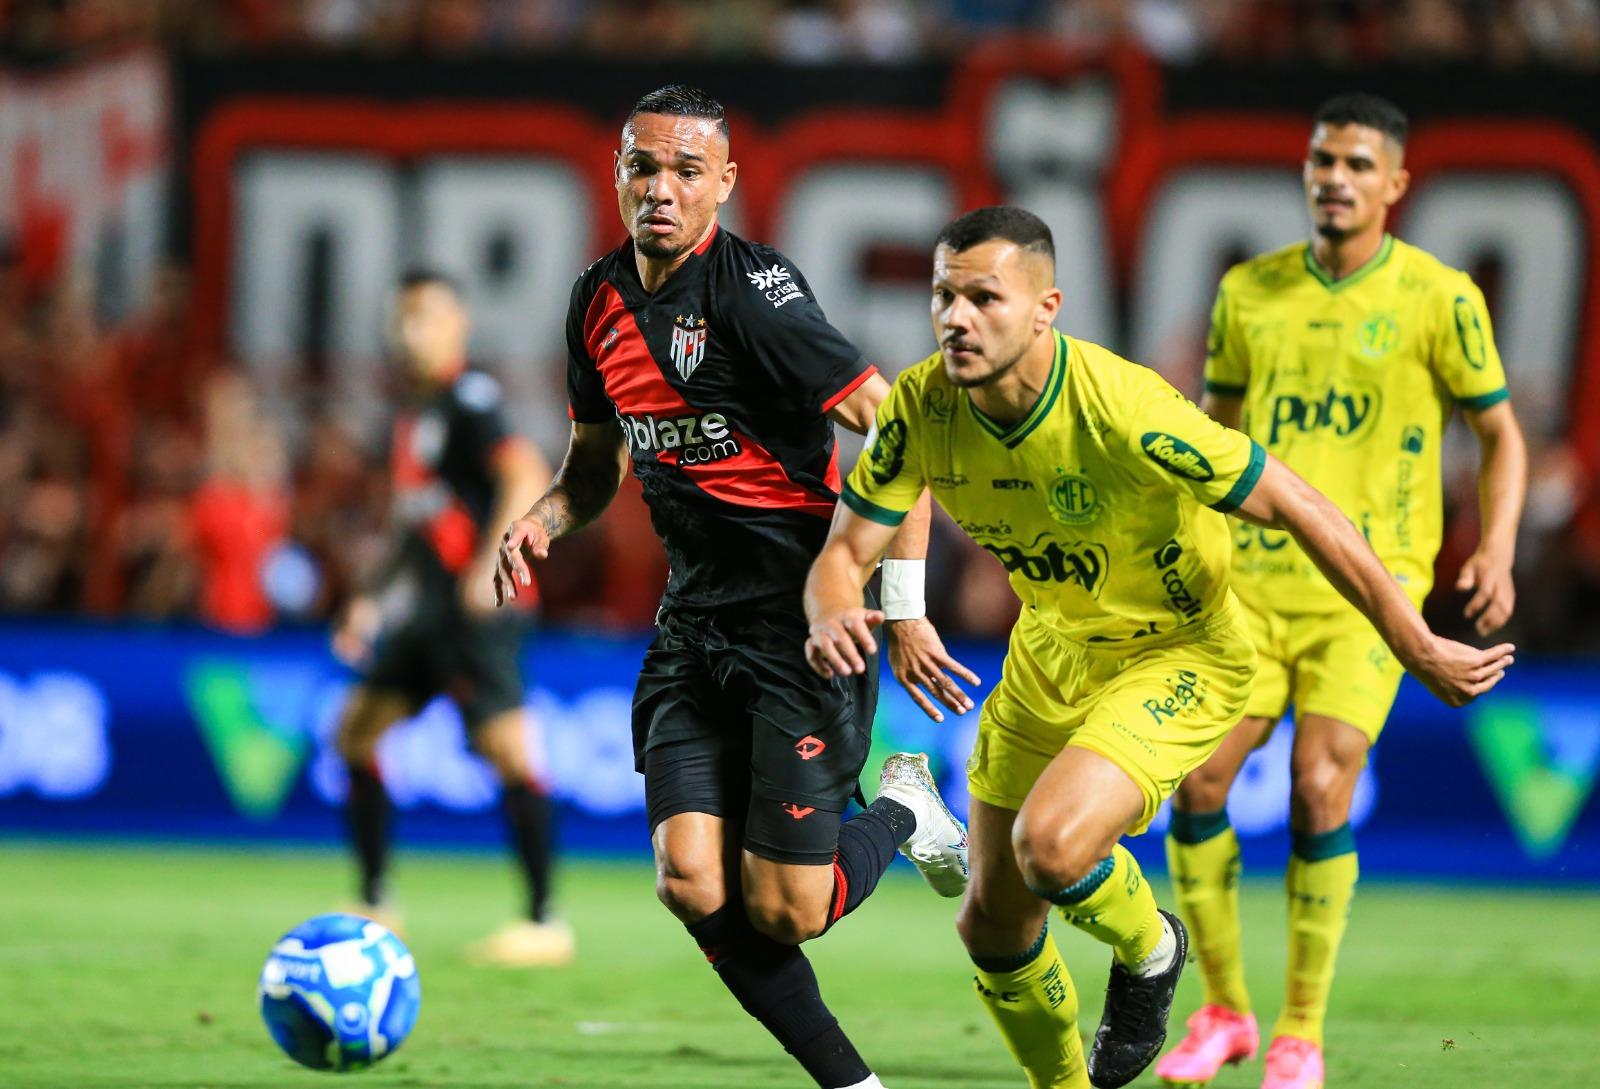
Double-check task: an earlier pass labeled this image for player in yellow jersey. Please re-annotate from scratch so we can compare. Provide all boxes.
[801,205,1513,1089]
[1156,95,1528,1089]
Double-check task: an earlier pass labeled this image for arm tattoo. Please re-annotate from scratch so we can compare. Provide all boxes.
[529,435,624,542]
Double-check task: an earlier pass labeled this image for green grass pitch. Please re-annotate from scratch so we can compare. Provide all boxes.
[0,841,1591,1088]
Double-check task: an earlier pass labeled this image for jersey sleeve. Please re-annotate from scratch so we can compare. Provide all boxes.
[1116,364,1265,513]
[720,245,876,416]
[452,372,514,461]
[566,273,614,424]
[839,370,927,527]
[1430,275,1510,412]
[1202,270,1250,395]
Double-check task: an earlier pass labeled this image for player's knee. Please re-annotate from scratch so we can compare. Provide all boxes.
[743,892,825,945]
[336,719,378,767]
[955,891,1032,954]
[1290,756,1357,825]
[654,866,724,924]
[1175,763,1233,813]
[1012,812,1109,894]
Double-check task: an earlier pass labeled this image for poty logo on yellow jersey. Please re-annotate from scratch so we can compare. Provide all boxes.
[1267,383,1380,446]
[1140,432,1214,482]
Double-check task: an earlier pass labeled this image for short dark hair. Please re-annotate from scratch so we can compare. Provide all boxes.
[1314,92,1408,147]
[399,267,460,295]
[626,84,729,140]
[934,206,1055,264]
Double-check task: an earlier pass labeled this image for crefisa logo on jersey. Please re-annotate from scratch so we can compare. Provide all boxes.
[670,313,709,380]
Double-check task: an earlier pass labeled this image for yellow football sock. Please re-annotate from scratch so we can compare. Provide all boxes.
[972,928,1088,1089]
[1166,808,1250,1012]
[1050,843,1164,967]
[1275,825,1359,1047]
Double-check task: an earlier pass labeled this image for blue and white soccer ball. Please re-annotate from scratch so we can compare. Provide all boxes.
[258,913,421,1071]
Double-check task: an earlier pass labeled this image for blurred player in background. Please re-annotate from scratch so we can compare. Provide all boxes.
[331,271,569,967]
[1158,94,1527,1089]
[804,205,1514,1089]
[497,85,974,1089]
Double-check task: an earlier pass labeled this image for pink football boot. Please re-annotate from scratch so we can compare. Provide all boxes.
[1260,1036,1324,1089]
[1155,1005,1259,1087]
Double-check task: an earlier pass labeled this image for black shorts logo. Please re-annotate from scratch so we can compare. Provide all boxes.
[794,735,826,761]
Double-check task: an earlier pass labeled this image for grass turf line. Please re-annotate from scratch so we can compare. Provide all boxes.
[0,842,1591,1088]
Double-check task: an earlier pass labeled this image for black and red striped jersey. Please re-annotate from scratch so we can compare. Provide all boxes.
[390,370,512,579]
[566,226,876,610]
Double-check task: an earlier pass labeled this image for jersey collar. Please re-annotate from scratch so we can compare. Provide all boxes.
[966,330,1067,450]
[1304,233,1395,292]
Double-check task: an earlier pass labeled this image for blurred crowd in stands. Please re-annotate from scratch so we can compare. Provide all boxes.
[2,253,1595,649]
[2,0,1599,68]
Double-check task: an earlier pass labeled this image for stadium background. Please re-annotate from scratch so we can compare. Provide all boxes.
[1,8,1598,1086]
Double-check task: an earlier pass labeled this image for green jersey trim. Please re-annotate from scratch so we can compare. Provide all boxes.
[1303,233,1395,292]
[1210,440,1266,514]
[1457,386,1510,412]
[966,331,1067,449]
[1204,379,1248,396]
[840,484,908,527]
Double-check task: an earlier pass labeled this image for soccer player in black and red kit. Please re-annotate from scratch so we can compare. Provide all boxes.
[332,272,571,967]
[495,86,975,1088]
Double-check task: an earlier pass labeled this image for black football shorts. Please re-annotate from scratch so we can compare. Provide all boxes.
[364,577,528,729]
[634,598,878,865]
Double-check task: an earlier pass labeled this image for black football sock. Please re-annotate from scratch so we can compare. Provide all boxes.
[501,780,555,923]
[821,797,916,933]
[345,762,390,906]
[687,903,872,1088]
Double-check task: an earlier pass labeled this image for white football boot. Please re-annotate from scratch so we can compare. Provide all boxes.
[877,752,969,898]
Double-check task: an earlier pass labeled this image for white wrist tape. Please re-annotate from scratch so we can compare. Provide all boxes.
[881,559,926,621]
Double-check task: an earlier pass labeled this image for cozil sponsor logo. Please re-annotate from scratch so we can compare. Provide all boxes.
[1140,432,1214,481]
[979,533,1108,596]
[1152,539,1201,620]
[1267,383,1380,446]
[618,410,741,465]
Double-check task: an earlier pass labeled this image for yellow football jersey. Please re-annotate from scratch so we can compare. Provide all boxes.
[844,331,1265,645]
[1205,234,1509,612]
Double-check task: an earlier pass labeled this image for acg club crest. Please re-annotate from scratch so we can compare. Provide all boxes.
[670,313,709,380]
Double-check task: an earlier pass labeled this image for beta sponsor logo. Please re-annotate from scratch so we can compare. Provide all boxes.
[1140,432,1214,481]
[979,533,1108,596]
[1152,539,1201,620]
[618,410,740,465]
[992,478,1034,491]
[747,264,804,308]
[1266,383,1380,446]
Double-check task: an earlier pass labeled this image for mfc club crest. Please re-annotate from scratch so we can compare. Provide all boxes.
[670,313,709,380]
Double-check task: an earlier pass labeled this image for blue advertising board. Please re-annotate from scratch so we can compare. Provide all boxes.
[0,619,1595,881]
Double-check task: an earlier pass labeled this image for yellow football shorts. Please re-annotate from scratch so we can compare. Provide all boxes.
[967,598,1257,834]
[1235,585,1425,743]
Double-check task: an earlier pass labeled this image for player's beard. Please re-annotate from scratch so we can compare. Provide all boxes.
[1314,219,1351,242]
[946,335,1028,389]
[635,233,687,259]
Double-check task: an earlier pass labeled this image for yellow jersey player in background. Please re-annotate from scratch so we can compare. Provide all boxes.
[1156,94,1528,1089]
[802,206,1513,1089]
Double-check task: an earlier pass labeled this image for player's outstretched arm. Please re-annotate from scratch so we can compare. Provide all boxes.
[495,421,627,606]
[1457,400,1527,636]
[1233,454,1514,707]
[804,504,900,679]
